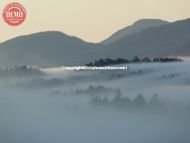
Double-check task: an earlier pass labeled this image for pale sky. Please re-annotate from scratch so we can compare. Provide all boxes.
[0,0,190,43]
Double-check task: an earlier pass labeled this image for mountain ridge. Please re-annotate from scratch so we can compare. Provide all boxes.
[0,18,190,67]
[102,18,190,59]
[101,19,169,45]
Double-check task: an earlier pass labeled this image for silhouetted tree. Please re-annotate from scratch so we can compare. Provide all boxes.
[134,93,147,108]
[116,89,122,98]
[132,56,141,63]
[149,93,162,107]
[141,57,151,63]
[86,62,93,66]
[153,57,160,62]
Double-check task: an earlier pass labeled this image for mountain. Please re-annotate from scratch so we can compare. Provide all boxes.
[0,31,104,67]
[101,19,169,45]
[0,18,190,67]
[100,18,190,59]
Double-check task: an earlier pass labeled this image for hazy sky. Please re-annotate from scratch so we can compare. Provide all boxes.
[0,0,190,43]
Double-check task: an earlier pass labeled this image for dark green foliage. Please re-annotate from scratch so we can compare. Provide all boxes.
[86,58,129,67]
[86,56,182,67]
[132,56,141,63]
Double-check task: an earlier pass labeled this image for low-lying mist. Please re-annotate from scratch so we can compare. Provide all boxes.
[0,62,190,143]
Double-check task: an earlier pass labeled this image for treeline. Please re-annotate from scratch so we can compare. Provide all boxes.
[86,56,182,67]
[90,90,165,111]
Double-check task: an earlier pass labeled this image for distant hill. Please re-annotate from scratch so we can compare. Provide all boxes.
[101,19,169,45]
[0,31,104,67]
[0,18,190,67]
[100,18,190,59]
